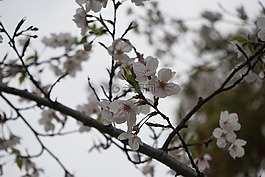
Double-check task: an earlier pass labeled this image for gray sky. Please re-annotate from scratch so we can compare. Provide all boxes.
[0,0,261,177]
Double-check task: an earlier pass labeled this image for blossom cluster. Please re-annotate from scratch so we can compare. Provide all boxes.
[42,33,77,50]
[257,16,265,41]
[98,99,144,150]
[73,0,149,36]
[96,38,181,150]
[213,111,246,159]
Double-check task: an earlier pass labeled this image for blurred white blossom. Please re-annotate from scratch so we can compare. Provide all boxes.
[257,17,265,41]
[39,109,56,132]
[73,8,89,36]
[195,154,211,172]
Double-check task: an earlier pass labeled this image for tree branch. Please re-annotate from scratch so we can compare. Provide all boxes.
[0,84,197,177]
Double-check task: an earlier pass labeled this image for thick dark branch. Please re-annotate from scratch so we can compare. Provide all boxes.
[0,84,197,177]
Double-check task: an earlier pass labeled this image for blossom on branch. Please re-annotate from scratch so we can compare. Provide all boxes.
[107,39,132,61]
[194,154,211,172]
[131,0,149,6]
[133,56,158,83]
[228,139,247,159]
[257,17,265,41]
[118,132,143,151]
[147,68,180,98]
[213,111,246,159]
[73,8,89,36]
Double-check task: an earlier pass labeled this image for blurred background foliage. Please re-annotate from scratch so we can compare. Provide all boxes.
[177,6,265,177]
[129,1,265,176]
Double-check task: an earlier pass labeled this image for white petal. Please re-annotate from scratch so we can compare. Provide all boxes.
[257,17,265,29]
[158,68,172,82]
[216,138,226,148]
[133,62,145,74]
[128,136,142,151]
[212,128,222,138]
[235,139,247,146]
[226,132,237,143]
[258,30,265,41]
[76,0,87,5]
[146,57,158,73]
[118,132,133,140]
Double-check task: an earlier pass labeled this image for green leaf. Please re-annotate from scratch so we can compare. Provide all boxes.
[16,157,23,169]
[18,74,25,85]
[11,148,21,155]
[229,36,248,43]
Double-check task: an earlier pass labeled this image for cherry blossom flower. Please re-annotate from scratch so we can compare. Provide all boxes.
[108,39,132,61]
[0,135,20,150]
[109,100,137,133]
[257,17,265,41]
[131,0,149,6]
[228,139,247,159]
[73,8,89,36]
[117,57,134,79]
[147,68,180,98]
[142,162,154,177]
[195,154,211,172]
[77,94,100,116]
[213,111,247,159]
[133,56,158,83]
[76,0,107,13]
[39,109,56,132]
[212,127,236,148]
[219,111,241,132]
[98,99,113,125]
[42,33,76,50]
[118,132,143,151]
[76,120,91,133]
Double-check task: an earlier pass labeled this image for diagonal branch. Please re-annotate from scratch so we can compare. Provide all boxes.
[0,84,197,177]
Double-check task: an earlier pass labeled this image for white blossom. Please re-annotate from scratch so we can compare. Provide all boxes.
[133,56,158,83]
[109,100,137,133]
[0,135,20,150]
[131,0,149,6]
[147,68,180,98]
[117,57,134,79]
[213,127,236,148]
[39,109,56,132]
[98,99,113,125]
[76,120,91,133]
[77,94,100,116]
[219,111,241,132]
[75,0,107,13]
[108,39,132,61]
[73,8,88,36]
[195,154,211,172]
[42,33,76,50]
[257,17,265,41]
[118,132,143,151]
[228,139,247,159]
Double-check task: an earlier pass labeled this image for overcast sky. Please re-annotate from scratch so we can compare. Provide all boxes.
[0,0,261,177]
